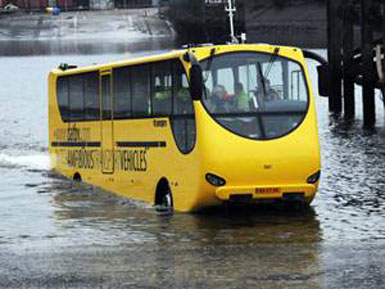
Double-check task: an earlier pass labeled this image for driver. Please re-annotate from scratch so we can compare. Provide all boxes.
[255,77,280,105]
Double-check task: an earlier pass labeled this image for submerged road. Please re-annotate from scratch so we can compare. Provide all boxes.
[1,241,385,288]
[0,177,384,289]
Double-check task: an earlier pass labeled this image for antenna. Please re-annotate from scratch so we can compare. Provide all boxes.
[225,0,238,43]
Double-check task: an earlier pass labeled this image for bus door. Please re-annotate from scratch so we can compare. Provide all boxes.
[100,70,114,174]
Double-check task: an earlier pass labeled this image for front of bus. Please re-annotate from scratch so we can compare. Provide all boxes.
[191,44,321,208]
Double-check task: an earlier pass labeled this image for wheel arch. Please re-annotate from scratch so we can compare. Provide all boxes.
[155,177,172,206]
[73,172,82,182]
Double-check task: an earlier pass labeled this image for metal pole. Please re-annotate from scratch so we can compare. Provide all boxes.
[225,0,236,42]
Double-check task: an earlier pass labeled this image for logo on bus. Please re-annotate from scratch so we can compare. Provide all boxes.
[54,127,91,142]
[67,149,97,169]
[117,149,147,172]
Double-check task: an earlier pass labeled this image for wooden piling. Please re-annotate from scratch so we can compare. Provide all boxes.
[327,0,343,114]
[342,2,355,119]
[381,3,385,97]
[383,4,385,66]
[361,0,376,127]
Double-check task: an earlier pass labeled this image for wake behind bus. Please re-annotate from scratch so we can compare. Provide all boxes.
[48,43,327,212]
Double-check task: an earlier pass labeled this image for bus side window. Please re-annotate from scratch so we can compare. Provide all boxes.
[57,77,70,122]
[84,72,99,121]
[288,62,307,102]
[113,67,132,119]
[132,64,151,117]
[101,75,112,120]
[69,76,84,121]
[173,62,192,115]
[152,61,172,116]
[171,60,196,154]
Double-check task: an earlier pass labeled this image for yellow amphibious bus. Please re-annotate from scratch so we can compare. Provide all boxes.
[48,44,325,212]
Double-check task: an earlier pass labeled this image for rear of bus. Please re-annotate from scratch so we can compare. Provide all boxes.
[190,45,321,208]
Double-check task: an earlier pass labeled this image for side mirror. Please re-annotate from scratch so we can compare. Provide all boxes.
[189,63,203,101]
[317,64,329,97]
[302,50,329,97]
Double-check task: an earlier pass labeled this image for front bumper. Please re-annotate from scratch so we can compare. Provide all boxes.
[215,184,317,201]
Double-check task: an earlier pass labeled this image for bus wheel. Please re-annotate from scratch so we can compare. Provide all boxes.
[73,172,82,182]
[155,179,173,214]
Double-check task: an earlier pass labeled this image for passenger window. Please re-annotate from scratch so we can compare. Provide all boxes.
[171,61,196,154]
[132,65,151,117]
[84,72,100,121]
[101,75,112,120]
[288,61,307,101]
[263,61,284,99]
[113,67,132,119]
[173,62,192,115]
[217,68,234,94]
[57,77,70,122]
[69,76,84,121]
[152,61,172,116]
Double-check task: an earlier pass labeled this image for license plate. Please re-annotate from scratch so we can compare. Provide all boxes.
[255,188,281,194]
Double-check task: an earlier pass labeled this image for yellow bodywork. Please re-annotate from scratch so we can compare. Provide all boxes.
[48,44,321,212]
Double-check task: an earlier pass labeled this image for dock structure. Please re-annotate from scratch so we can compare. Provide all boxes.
[327,0,385,127]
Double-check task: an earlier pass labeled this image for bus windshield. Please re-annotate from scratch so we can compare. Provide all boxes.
[201,51,309,140]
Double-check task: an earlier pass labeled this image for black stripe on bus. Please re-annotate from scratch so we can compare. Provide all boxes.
[51,141,101,147]
[116,141,166,148]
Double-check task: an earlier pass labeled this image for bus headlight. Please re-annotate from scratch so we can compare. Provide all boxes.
[206,173,226,186]
[307,171,321,184]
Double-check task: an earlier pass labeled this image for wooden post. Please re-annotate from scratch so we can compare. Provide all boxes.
[327,0,343,114]
[343,2,355,119]
[383,4,385,64]
[381,3,385,98]
[361,0,376,128]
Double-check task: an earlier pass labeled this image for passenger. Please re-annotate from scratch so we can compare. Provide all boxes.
[233,82,249,112]
[255,77,280,106]
[174,74,192,114]
[212,85,231,113]
[153,86,172,115]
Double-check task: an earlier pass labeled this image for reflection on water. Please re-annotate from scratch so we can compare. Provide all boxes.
[37,178,322,288]
[51,179,322,246]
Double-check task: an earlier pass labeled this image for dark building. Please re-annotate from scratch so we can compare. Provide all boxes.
[167,0,328,48]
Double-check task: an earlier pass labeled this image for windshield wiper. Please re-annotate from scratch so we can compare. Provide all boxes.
[203,47,216,83]
[264,47,280,78]
[255,62,267,138]
[257,62,267,99]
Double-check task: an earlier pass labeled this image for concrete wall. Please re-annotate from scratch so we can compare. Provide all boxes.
[89,0,113,9]
[13,0,48,10]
